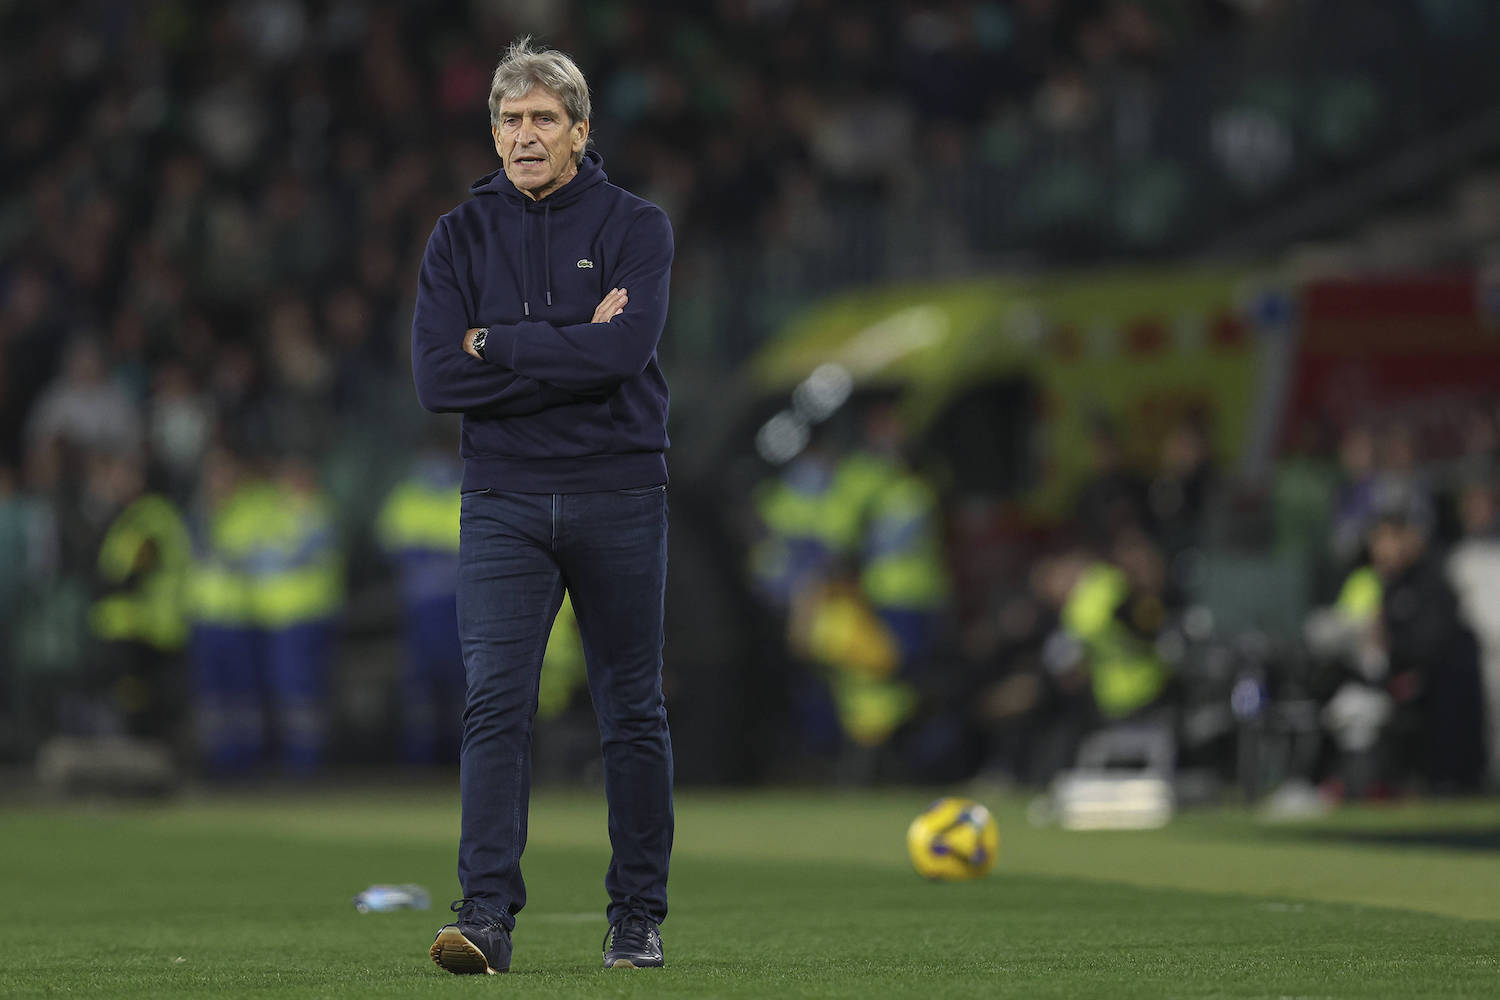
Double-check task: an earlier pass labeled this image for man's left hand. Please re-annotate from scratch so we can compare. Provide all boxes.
[464,328,484,359]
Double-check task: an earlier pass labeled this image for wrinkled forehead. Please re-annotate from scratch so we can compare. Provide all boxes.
[497,85,570,119]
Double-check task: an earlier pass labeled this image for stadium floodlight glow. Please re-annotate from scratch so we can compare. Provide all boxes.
[755,410,811,465]
[791,363,853,423]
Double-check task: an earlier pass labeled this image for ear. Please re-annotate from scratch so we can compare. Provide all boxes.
[491,124,505,162]
[572,118,590,156]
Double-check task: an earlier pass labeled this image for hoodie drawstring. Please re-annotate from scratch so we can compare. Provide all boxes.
[518,201,554,314]
[518,201,529,317]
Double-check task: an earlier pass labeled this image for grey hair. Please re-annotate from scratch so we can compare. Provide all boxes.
[488,37,592,162]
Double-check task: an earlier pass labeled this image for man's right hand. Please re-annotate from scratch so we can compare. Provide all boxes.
[592,287,628,324]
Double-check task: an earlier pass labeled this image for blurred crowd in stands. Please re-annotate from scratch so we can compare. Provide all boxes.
[2,1,1498,795]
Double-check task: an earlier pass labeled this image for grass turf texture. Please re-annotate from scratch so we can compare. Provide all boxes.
[2,788,1497,998]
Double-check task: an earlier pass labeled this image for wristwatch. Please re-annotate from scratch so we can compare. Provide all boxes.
[471,327,489,360]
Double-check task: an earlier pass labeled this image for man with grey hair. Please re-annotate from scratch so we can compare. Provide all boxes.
[411,36,675,974]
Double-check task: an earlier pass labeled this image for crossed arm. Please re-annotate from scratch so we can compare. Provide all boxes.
[465,286,628,359]
[411,221,579,416]
[459,209,673,395]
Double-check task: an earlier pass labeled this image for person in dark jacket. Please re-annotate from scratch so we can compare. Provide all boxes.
[1368,498,1488,793]
[411,37,673,975]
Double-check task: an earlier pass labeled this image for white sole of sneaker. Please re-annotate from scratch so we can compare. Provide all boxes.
[430,927,500,975]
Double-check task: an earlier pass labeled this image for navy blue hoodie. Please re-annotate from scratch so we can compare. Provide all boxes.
[411,150,672,493]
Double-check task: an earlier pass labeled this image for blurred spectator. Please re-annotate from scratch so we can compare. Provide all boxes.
[85,451,193,746]
[1367,496,1487,793]
[187,446,272,774]
[844,399,949,666]
[749,429,843,613]
[1325,420,1435,582]
[1375,421,1430,510]
[1063,526,1178,724]
[821,400,949,761]
[375,440,466,765]
[146,360,216,505]
[1444,477,1500,786]
[23,336,143,463]
[971,546,1092,786]
[253,456,343,773]
[1147,412,1217,572]
[0,267,70,469]
[263,295,335,457]
[187,447,342,775]
[1312,490,1488,796]
[1073,413,1150,550]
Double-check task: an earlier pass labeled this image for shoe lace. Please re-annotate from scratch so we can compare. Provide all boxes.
[449,897,505,928]
[605,914,656,953]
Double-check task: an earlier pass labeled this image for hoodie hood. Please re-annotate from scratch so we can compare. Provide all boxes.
[469,148,609,206]
[468,150,610,315]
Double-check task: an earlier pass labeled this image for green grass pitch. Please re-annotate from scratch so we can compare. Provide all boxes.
[2,786,1497,998]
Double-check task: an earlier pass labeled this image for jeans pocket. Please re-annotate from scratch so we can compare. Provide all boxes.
[615,483,667,497]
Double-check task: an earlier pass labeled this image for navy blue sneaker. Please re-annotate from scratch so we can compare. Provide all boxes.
[430,898,512,974]
[602,914,664,969]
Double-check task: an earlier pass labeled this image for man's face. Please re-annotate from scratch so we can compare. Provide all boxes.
[492,86,588,201]
[1370,521,1421,579]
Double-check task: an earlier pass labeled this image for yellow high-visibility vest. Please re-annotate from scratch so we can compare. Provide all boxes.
[187,482,273,628]
[89,494,192,650]
[1336,566,1382,621]
[1062,563,1169,718]
[248,487,343,629]
[376,479,460,555]
[860,473,948,612]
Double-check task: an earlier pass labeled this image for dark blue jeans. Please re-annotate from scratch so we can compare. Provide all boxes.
[456,486,673,929]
